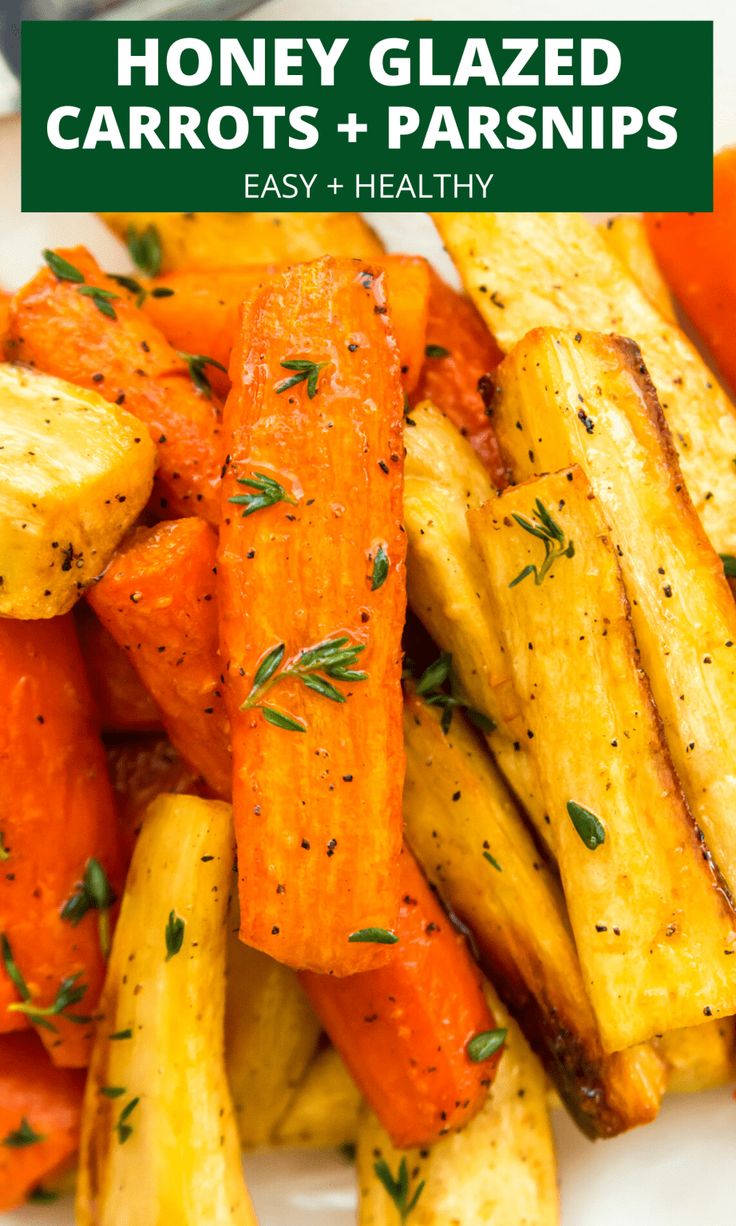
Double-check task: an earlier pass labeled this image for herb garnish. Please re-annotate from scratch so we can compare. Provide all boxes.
[165,911,185,961]
[178,351,227,397]
[77,285,119,320]
[115,1096,140,1145]
[466,1028,507,1062]
[228,471,298,518]
[7,970,89,1033]
[567,800,606,850]
[2,934,89,1031]
[0,832,8,862]
[1,1118,45,1148]
[242,635,367,732]
[371,545,389,591]
[100,1086,127,1099]
[42,250,84,283]
[483,850,502,872]
[425,343,450,359]
[275,358,327,399]
[348,928,399,945]
[109,273,175,309]
[28,1187,59,1204]
[126,224,162,277]
[720,554,736,578]
[61,858,116,959]
[509,500,575,588]
[414,653,495,736]
[373,1156,425,1223]
[109,1029,133,1041]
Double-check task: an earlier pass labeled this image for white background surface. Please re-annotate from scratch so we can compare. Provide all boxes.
[2,1,736,1221]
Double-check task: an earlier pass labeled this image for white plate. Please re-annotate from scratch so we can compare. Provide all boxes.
[2,44,736,1214]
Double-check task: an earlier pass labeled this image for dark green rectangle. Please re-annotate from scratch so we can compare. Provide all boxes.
[21,20,713,211]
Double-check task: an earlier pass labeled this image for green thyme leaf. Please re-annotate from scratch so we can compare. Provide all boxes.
[371,545,389,591]
[253,643,286,689]
[348,928,398,945]
[424,343,450,359]
[260,706,307,733]
[1,1118,45,1148]
[151,286,174,298]
[28,1186,59,1203]
[373,1156,425,1223]
[126,224,162,277]
[77,285,119,320]
[100,1086,127,1099]
[720,554,736,578]
[228,471,298,518]
[109,272,145,297]
[177,350,227,397]
[466,1028,507,1062]
[109,1029,133,1041]
[276,358,327,399]
[567,800,606,850]
[509,500,575,588]
[416,653,452,696]
[115,1096,140,1145]
[42,249,84,283]
[1,934,30,1001]
[466,708,495,734]
[165,911,185,961]
[483,850,502,872]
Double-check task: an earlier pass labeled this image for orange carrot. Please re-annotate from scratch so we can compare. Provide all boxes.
[143,266,278,399]
[0,616,122,1067]
[301,848,499,1147]
[143,255,430,398]
[6,246,222,523]
[0,1032,84,1210]
[87,518,231,800]
[75,606,161,733]
[645,147,736,394]
[106,736,206,862]
[413,269,505,485]
[219,257,406,975]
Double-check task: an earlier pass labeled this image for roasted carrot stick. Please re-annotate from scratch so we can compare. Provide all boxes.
[106,737,206,862]
[645,147,736,393]
[87,518,230,800]
[301,848,500,1148]
[0,616,122,1067]
[0,1032,84,1210]
[6,246,222,523]
[413,269,505,485]
[75,606,161,733]
[143,254,430,398]
[219,257,406,975]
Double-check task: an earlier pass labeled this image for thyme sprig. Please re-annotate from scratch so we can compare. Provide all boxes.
[77,285,119,320]
[720,554,736,579]
[275,358,327,399]
[509,499,575,588]
[466,1028,507,1062]
[373,1156,425,1223]
[115,1096,140,1145]
[109,273,174,309]
[242,635,367,732]
[178,351,228,397]
[61,858,116,959]
[414,653,495,736]
[126,224,162,277]
[1,1118,45,1148]
[228,471,298,518]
